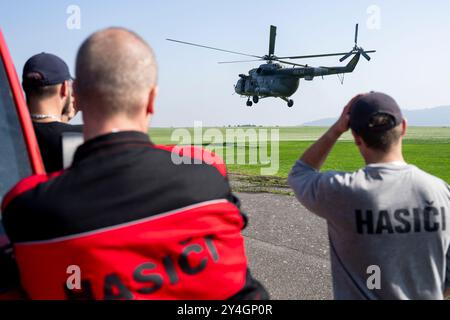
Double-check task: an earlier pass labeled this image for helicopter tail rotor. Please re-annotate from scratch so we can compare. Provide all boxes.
[360,49,372,61]
[340,24,375,62]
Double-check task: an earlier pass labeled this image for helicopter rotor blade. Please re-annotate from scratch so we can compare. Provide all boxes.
[360,49,372,61]
[339,51,355,62]
[166,39,263,59]
[218,59,265,64]
[339,49,376,62]
[269,25,277,56]
[277,52,353,60]
[355,23,359,45]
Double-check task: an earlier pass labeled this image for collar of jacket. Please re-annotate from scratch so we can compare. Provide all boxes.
[73,131,154,165]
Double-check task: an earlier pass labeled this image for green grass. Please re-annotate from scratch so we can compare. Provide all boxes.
[149,127,450,184]
[226,141,450,183]
[150,127,450,144]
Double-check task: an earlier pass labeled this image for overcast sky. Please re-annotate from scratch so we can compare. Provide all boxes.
[1,0,450,126]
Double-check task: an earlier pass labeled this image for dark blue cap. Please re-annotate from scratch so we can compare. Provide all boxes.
[22,53,73,87]
[350,92,403,133]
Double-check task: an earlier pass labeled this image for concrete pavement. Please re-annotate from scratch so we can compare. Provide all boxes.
[238,192,333,300]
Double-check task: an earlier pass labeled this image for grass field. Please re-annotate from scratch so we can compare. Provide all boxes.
[149,127,450,184]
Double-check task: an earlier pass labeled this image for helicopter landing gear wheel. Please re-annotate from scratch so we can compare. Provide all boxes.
[246,99,253,107]
[287,100,294,108]
[252,96,259,104]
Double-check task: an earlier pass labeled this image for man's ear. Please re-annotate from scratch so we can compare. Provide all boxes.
[146,86,158,115]
[72,80,82,112]
[60,80,69,99]
[401,119,407,137]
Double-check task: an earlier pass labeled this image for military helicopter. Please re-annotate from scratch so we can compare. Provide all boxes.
[167,24,376,108]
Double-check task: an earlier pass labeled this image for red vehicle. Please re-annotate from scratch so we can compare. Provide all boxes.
[0,29,45,264]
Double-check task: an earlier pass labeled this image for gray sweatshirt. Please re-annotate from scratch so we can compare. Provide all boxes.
[288,160,450,300]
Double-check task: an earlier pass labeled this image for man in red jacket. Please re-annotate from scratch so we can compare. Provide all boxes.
[1,27,268,300]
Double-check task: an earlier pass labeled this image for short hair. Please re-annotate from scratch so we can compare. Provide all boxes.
[75,27,158,118]
[23,73,59,101]
[358,114,403,152]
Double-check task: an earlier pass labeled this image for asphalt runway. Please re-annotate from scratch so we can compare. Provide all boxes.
[237,192,333,300]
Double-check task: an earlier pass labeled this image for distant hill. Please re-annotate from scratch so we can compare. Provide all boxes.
[303,106,450,127]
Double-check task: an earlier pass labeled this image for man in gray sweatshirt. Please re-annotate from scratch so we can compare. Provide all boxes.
[288,92,450,300]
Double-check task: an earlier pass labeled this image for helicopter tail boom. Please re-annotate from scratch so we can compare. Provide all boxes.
[326,53,361,74]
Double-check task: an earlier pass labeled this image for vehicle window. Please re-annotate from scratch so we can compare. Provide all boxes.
[0,57,32,222]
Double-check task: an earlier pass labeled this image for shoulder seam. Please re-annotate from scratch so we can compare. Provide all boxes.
[1,170,65,212]
[152,145,228,177]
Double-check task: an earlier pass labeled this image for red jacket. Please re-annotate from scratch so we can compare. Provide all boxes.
[1,131,268,300]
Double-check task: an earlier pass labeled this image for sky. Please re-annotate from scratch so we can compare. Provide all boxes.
[1,0,450,127]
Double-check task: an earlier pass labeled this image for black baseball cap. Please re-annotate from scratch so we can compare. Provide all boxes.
[349,92,403,133]
[22,53,73,87]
